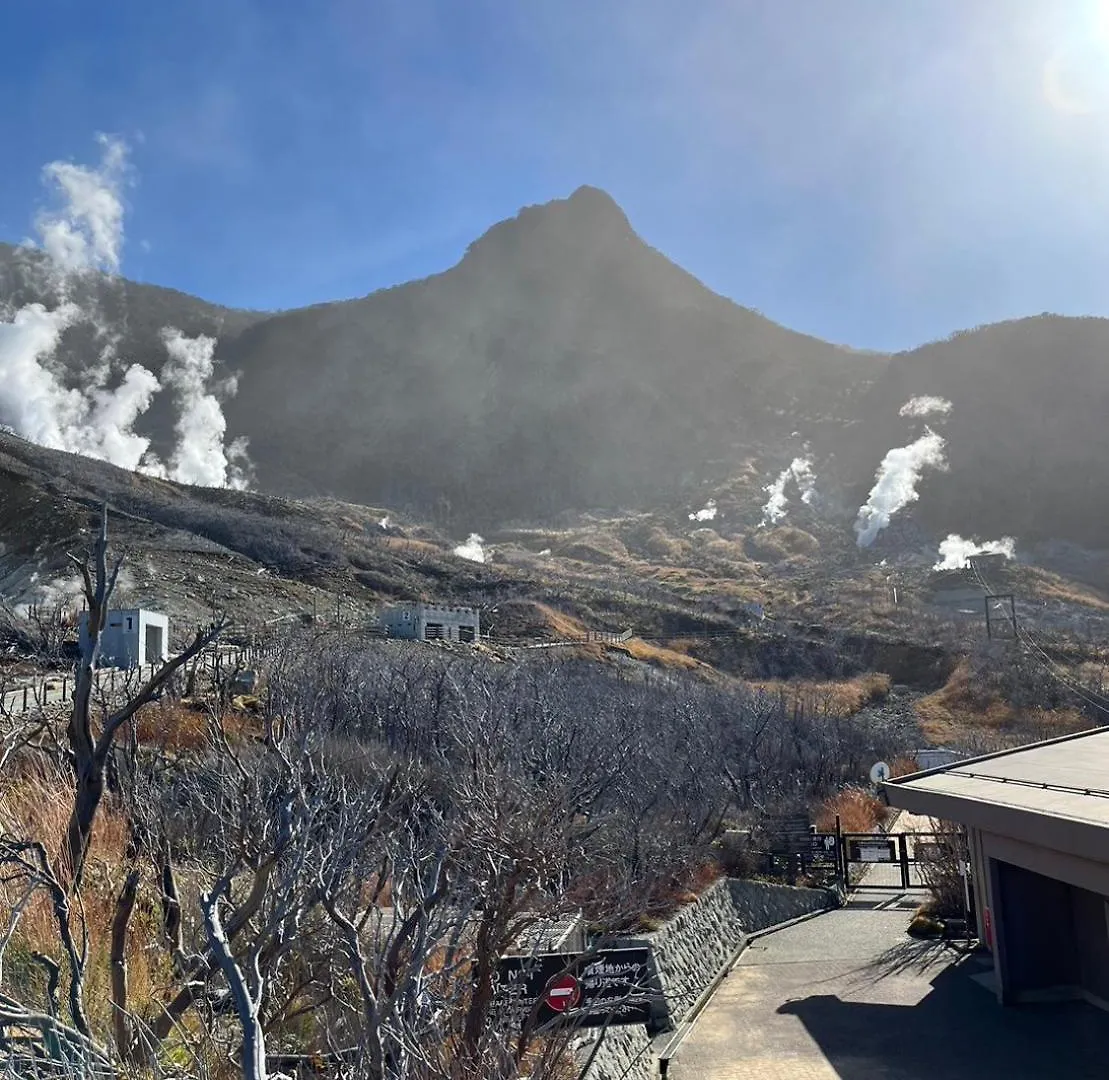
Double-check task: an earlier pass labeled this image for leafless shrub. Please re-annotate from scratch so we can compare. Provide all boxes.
[916,821,970,918]
[0,602,76,665]
[0,518,914,1079]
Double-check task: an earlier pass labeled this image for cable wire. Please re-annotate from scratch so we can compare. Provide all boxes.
[968,559,1109,716]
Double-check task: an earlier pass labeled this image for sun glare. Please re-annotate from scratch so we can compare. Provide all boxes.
[1044,0,1109,115]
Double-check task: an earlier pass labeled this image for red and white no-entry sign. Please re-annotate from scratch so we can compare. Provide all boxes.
[543,972,581,1013]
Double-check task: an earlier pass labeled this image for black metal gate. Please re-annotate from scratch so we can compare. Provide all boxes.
[755,829,946,892]
[839,831,946,890]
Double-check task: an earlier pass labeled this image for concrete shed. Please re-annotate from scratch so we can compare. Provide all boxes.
[381,603,479,643]
[884,727,1109,1010]
[79,608,169,669]
[913,747,963,771]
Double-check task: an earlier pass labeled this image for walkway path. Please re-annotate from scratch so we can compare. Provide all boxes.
[670,893,1109,1079]
[0,643,261,718]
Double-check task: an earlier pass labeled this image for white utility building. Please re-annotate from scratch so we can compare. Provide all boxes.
[79,608,170,669]
[381,603,479,643]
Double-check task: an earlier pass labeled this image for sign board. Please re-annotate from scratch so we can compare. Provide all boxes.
[762,814,813,854]
[494,947,657,1029]
[849,838,897,863]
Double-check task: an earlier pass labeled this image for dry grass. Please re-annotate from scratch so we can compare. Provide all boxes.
[747,673,891,716]
[135,698,211,750]
[747,526,820,562]
[889,754,920,777]
[914,660,1089,743]
[689,530,752,565]
[0,769,167,1042]
[632,862,724,931]
[551,529,630,566]
[381,536,443,556]
[1024,569,1109,612]
[134,699,261,751]
[815,786,891,833]
[488,600,591,643]
[614,638,704,672]
[915,661,1010,741]
[645,566,756,600]
[619,524,692,563]
[533,603,590,640]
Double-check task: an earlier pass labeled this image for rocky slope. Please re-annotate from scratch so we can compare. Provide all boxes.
[7,187,1109,550]
[3,188,876,525]
[216,186,875,520]
[832,316,1109,547]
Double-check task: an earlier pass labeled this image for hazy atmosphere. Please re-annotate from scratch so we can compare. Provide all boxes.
[6,5,1109,1079]
[5,0,1109,349]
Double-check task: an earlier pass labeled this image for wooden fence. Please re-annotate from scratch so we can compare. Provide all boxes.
[0,640,275,717]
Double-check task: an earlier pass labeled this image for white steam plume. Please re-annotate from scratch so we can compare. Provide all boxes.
[761,456,816,524]
[0,137,250,490]
[900,395,952,418]
[0,302,84,449]
[854,430,947,547]
[934,534,1015,571]
[453,534,486,563]
[0,137,162,472]
[158,328,251,489]
[35,134,128,275]
[0,301,162,471]
[689,499,718,522]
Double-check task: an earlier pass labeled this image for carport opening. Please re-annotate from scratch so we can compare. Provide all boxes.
[145,624,164,665]
[995,861,1096,1003]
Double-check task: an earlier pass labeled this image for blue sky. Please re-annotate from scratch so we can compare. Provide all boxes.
[3,0,1109,351]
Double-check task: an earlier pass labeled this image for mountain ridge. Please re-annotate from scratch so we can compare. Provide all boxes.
[4,188,1109,547]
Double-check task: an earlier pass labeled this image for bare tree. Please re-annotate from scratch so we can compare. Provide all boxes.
[64,504,226,884]
[0,602,76,665]
[0,588,916,1079]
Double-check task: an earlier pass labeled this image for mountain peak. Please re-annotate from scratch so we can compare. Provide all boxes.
[565,184,627,215]
[463,186,633,266]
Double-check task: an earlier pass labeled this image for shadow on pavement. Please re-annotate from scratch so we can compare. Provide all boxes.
[858,938,964,981]
[778,953,1109,1079]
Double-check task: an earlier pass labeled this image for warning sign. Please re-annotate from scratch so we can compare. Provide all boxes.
[494,947,658,1028]
[544,972,581,1012]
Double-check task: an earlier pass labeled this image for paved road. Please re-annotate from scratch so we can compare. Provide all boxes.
[670,894,1109,1079]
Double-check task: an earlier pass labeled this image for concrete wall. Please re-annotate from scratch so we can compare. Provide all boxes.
[381,603,479,642]
[419,605,479,642]
[381,605,418,639]
[78,608,169,668]
[578,879,836,1080]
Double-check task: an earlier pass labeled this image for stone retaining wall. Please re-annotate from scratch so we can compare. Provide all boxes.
[579,879,836,1080]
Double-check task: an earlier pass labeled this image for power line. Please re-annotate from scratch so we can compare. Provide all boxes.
[968,558,1109,716]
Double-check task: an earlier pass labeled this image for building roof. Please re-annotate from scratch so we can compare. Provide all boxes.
[883,727,1109,859]
[382,602,477,615]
